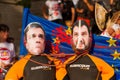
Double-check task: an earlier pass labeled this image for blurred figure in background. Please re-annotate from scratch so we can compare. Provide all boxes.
[114,16,120,39]
[42,0,64,25]
[72,0,79,8]
[76,0,94,15]
[92,0,114,35]
[101,15,120,39]
[76,0,94,27]
[110,0,120,12]
[61,0,76,27]
[0,24,16,80]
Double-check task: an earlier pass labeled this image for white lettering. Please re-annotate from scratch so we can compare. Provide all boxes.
[70,64,90,70]
[31,66,51,70]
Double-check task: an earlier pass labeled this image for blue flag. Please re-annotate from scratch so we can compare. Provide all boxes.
[91,34,120,79]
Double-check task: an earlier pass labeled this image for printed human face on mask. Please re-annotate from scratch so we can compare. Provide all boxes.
[72,24,90,51]
[25,27,45,55]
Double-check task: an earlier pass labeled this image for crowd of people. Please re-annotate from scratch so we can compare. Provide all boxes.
[42,0,120,38]
[0,0,119,80]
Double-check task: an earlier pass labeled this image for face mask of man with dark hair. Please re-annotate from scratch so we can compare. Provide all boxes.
[72,20,91,54]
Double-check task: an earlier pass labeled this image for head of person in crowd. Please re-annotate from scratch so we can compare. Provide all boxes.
[24,22,46,55]
[71,20,91,54]
[0,24,9,42]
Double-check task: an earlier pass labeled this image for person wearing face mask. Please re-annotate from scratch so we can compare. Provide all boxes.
[57,20,115,80]
[5,22,56,80]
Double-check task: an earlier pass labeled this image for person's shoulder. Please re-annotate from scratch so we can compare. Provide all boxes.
[41,53,54,60]
[15,54,32,64]
[7,42,14,46]
[5,42,14,48]
[88,54,106,62]
[1,42,13,46]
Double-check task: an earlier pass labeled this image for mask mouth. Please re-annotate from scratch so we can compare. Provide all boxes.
[72,41,91,55]
[75,37,87,50]
[75,45,88,51]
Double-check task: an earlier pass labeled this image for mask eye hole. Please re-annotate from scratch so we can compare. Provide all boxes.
[38,34,44,39]
[73,32,78,37]
[32,34,36,38]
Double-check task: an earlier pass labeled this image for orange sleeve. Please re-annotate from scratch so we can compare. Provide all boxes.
[5,55,31,80]
[89,55,114,80]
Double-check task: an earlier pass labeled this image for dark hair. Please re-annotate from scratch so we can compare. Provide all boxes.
[0,24,9,32]
[71,20,90,35]
[24,22,45,39]
[6,37,14,43]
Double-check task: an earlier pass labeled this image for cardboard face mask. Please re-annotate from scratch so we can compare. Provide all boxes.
[72,20,90,52]
[25,27,45,55]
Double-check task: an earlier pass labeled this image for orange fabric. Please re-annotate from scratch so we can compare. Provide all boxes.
[5,53,114,80]
[88,54,114,80]
[55,54,114,80]
[5,54,31,80]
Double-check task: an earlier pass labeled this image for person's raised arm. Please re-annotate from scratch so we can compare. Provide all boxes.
[42,4,49,20]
